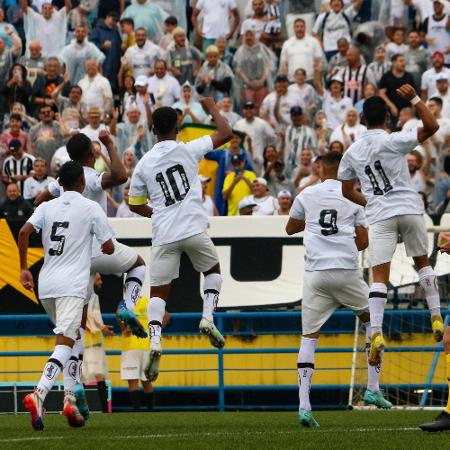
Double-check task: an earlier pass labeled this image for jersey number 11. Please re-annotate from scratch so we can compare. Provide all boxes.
[365,160,392,195]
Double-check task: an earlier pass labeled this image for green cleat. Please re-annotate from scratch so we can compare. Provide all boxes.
[117,301,148,338]
[363,389,392,409]
[75,384,90,421]
[299,408,320,428]
[199,318,225,348]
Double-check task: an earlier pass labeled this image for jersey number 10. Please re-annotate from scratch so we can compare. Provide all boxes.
[365,160,392,195]
[156,164,191,207]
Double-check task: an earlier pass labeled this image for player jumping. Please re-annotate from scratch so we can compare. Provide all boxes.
[128,97,232,381]
[19,161,114,430]
[338,84,444,366]
[286,151,392,428]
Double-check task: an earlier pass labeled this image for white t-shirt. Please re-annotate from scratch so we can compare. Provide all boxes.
[411,0,450,22]
[129,136,214,246]
[280,35,323,81]
[385,42,409,61]
[289,179,367,271]
[421,67,450,94]
[202,195,216,216]
[244,194,278,216]
[27,191,113,299]
[147,74,181,107]
[124,41,163,78]
[23,176,55,200]
[322,92,353,129]
[429,90,450,118]
[197,0,237,39]
[78,74,113,114]
[338,128,424,225]
[330,123,367,146]
[79,125,110,155]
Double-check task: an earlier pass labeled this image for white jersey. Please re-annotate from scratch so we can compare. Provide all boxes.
[289,179,367,271]
[245,194,279,216]
[27,191,113,299]
[129,136,214,246]
[338,128,424,225]
[23,176,55,200]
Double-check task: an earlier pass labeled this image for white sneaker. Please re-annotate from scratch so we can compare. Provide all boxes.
[145,342,162,382]
[199,318,225,348]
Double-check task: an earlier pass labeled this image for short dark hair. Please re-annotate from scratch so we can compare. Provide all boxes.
[429,96,443,107]
[70,85,82,94]
[322,151,343,169]
[58,161,84,189]
[67,133,92,163]
[391,53,404,63]
[363,96,388,127]
[10,113,22,122]
[120,17,134,27]
[165,16,178,26]
[152,107,178,136]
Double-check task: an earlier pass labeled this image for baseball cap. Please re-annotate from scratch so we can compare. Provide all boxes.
[9,139,21,151]
[436,73,449,82]
[277,190,292,199]
[135,75,148,87]
[199,175,211,183]
[243,101,255,109]
[231,154,244,164]
[253,177,267,186]
[331,75,344,84]
[434,0,445,4]
[238,197,257,210]
[433,50,445,59]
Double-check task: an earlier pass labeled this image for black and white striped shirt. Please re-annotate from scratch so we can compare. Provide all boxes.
[2,153,35,193]
[340,65,376,104]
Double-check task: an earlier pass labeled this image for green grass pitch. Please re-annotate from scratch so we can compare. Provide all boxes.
[0,411,448,450]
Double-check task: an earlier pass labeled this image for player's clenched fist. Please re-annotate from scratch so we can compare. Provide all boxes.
[98,129,113,147]
[396,84,417,101]
[200,97,217,114]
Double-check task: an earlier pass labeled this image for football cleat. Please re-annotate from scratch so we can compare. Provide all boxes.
[199,318,225,348]
[369,332,385,366]
[363,389,392,409]
[419,411,450,432]
[63,395,85,428]
[75,384,90,421]
[145,342,162,382]
[299,408,320,428]
[23,392,44,431]
[117,301,148,338]
[431,315,444,342]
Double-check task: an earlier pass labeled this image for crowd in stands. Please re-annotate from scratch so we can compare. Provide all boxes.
[1,0,450,220]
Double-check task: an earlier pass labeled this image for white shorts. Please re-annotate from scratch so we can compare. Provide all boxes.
[302,269,369,335]
[151,232,219,286]
[41,296,85,341]
[83,345,108,381]
[369,215,428,267]
[120,350,149,381]
[91,240,138,276]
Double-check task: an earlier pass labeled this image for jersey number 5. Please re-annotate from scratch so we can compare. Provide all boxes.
[49,221,69,256]
[156,164,190,207]
[319,209,338,236]
[365,160,392,195]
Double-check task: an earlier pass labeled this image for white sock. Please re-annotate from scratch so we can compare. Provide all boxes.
[36,345,72,400]
[363,321,381,393]
[64,342,80,398]
[203,273,222,322]
[124,266,146,311]
[368,283,387,334]
[297,337,317,412]
[418,266,441,317]
[148,297,166,345]
[76,328,85,384]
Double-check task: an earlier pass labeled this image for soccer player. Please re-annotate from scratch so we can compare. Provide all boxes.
[338,84,444,366]
[286,151,391,429]
[128,97,232,381]
[19,161,114,430]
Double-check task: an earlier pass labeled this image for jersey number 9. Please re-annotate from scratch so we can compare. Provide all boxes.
[319,209,338,236]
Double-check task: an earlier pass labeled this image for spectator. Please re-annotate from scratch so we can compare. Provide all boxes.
[23,157,55,202]
[292,148,313,187]
[124,76,153,126]
[385,28,408,61]
[120,17,135,53]
[218,96,241,128]
[215,36,234,68]
[425,97,450,169]
[172,81,208,124]
[53,83,84,132]
[116,186,140,218]
[407,150,427,196]
[430,73,450,117]
[238,196,257,215]
[260,74,303,130]
[275,190,293,215]
[159,15,177,51]
[354,82,377,114]
[235,101,277,176]
[0,113,28,158]
[243,177,278,216]
[329,108,367,150]
[282,0,317,38]
[399,106,420,131]
[2,139,34,194]
[223,132,253,172]
[222,153,257,216]
[0,182,33,220]
[78,59,113,117]
[0,7,18,49]
[200,175,218,216]
[167,27,203,85]
[20,0,72,57]
[288,68,321,121]
[266,160,296,198]
[147,59,181,108]
[313,0,362,61]
[279,18,323,82]
[262,144,280,179]
[59,25,105,85]
[195,45,234,102]
[320,75,353,129]
[240,0,268,42]
[328,38,351,76]
[90,11,122,92]
[17,40,47,86]
[379,54,417,124]
[122,27,163,79]
[28,104,63,166]
[97,0,125,19]
[2,64,32,113]
[233,28,272,113]
[367,46,391,86]
[0,28,22,88]
[329,140,345,153]
[421,51,450,101]
[192,0,240,52]
[405,31,430,89]
[80,106,109,152]
[297,155,321,192]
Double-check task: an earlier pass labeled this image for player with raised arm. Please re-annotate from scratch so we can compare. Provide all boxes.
[338,84,443,366]
[286,151,391,429]
[128,97,233,382]
[19,161,114,430]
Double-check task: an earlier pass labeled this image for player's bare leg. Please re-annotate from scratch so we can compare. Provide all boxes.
[297,331,320,428]
[420,326,450,431]
[413,255,444,342]
[199,263,225,348]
